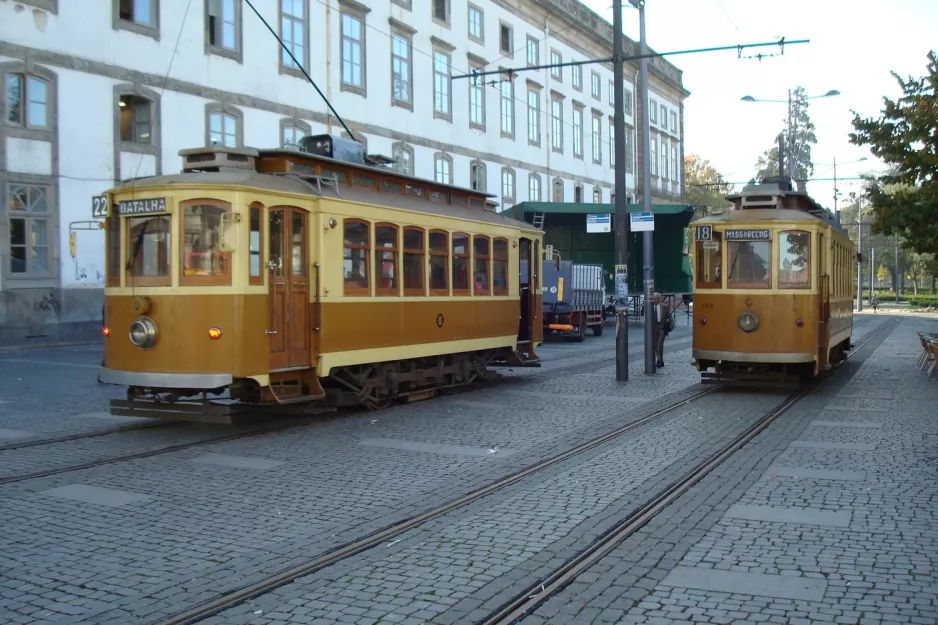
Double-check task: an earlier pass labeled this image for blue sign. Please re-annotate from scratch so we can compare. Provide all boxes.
[586,213,611,233]
[630,211,654,232]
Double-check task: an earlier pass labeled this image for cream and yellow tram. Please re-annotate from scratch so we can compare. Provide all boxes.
[98,136,543,422]
[690,177,855,384]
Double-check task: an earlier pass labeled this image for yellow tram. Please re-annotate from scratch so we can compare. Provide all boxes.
[98,136,544,422]
[690,177,855,385]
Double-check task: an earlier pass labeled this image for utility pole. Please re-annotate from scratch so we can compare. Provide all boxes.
[869,245,874,302]
[786,88,793,178]
[613,0,630,382]
[635,0,656,374]
[856,197,862,312]
[895,234,900,303]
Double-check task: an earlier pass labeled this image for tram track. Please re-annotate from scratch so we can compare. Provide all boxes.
[152,317,894,625]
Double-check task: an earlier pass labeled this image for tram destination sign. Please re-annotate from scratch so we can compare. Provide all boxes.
[118,197,168,216]
[724,228,770,241]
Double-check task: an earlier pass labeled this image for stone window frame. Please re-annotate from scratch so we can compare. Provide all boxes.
[498,21,514,58]
[528,172,541,202]
[431,0,451,28]
[467,54,487,131]
[550,92,564,154]
[671,141,679,188]
[591,108,602,165]
[526,36,539,67]
[573,182,584,203]
[671,110,678,134]
[525,81,541,148]
[0,61,60,289]
[469,159,486,193]
[500,166,516,204]
[280,117,311,149]
[392,0,411,11]
[431,37,454,123]
[649,132,658,178]
[18,0,57,13]
[279,0,310,79]
[660,103,668,132]
[113,0,160,39]
[623,86,633,116]
[649,97,658,124]
[391,141,414,175]
[204,102,244,148]
[389,19,416,111]
[549,49,562,81]
[467,4,484,44]
[592,187,602,203]
[624,127,634,174]
[608,80,615,107]
[660,140,669,181]
[572,64,582,92]
[113,84,162,180]
[552,177,564,202]
[572,102,584,160]
[339,0,370,97]
[498,68,515,140]
[590,71,601,101]
[433,151,453,185]
[204,0,243,64]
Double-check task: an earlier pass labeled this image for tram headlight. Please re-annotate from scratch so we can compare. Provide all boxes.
[129,316,158,349]
[738,311,759,333]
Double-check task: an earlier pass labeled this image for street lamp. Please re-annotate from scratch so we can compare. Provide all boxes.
[740,89,840,181]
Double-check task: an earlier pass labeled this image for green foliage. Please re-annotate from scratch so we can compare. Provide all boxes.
[753,86,818,192]
[684,154,735,213]
[849,50,938,255]
[907,294,938,308]
[755,147,779,182]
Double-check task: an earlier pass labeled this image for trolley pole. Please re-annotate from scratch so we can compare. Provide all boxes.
[613,0,631,381]
[636,1,656,374]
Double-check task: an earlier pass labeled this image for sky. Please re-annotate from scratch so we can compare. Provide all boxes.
[581,0,937,206]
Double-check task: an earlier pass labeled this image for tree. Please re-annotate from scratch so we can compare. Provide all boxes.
[754,147,779,182]
[684,154,734,213]
[877,264,890,288]
[849,51,938,256]
[753,86,818,192]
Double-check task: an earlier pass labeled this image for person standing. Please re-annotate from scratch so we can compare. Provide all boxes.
[653,293,672,367]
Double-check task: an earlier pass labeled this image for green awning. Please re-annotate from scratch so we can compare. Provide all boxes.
[504,201,694,217]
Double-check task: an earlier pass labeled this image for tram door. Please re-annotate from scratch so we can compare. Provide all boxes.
[267,207,310,371]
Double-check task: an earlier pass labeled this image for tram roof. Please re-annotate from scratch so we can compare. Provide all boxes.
[110,171,538,232]
[693,207,827,224]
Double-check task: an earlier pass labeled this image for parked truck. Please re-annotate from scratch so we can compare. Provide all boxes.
[541,261,606,342]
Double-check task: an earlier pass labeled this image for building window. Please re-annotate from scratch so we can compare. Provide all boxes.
[649,98,657,124]
[609,82,614,106]
[572,107,583,158]
[468,4,483,41]
[501,167,515,202]
[660,104,667,129]
[118,94,153,144]
[433,49,452,120]
[391,32,412,107]
[469,64,485,129]
[574,184,583,203]
[115,0,158,36]
[206,103,242,147]
[625,129,634,174]
[671,142,678,184]
[572,65,582,90]
[591,72,600,99]
[432,0,450,25]
[470,159,486,192]
[551,97,563,152]
[550,50,562,80]
[661,141,669,181]
[671,110,678,133]
[529,174,541,201]
[609,120,614,167]
[499,74,514,138]
[281,118,310,149]
[591,114,602,164]
[206,0,240,60]
[650,135,657,176]
[552,178,563,202]
[624,87,633,116]
[340,10,365,93]
[434,152,452,185]
[280,0,308,72]
[499,23,512,56]
[5,73,49,129]
[392,141,414,175]
[593,188,601,203]
[526,36,538,66]
[527,89,540,146]
[6,184,53,278]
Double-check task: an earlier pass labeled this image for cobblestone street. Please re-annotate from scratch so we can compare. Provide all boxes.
[0,314,935,625]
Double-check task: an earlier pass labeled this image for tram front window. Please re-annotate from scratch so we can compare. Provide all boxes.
[696,232,723,288]
[727,240,771,289]
[126,215,171,282]
[777,230,811,289]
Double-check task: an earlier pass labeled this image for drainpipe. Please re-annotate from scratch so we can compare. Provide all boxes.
[325,0,333,134]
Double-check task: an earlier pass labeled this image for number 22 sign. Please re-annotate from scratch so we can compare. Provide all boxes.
[91,195,109,218]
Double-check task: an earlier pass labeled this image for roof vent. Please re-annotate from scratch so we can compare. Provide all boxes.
[179,146,260,172]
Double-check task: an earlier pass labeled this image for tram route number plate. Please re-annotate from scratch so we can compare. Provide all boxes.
[695,225,712,241]
[725,228,770,241]
[118,197,168,216]
[91,195,109,218]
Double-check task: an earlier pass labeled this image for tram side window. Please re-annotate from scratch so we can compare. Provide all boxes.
[403,228,425,295]
[344,220,370,295]
[727,240,771,289]
[493,238,509,295]
[106,215,121,286]
[249,205,263,285]
[452,233,470,294]
[429,230,449,295]
[126,215,171,285]
[777,230,811,289]
[375,224,399,296]
[181,202,231,285]
[695,232,723,288]
[473,236,491,295]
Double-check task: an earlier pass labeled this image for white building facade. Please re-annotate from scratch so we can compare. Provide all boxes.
[0,0,687,347]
